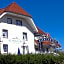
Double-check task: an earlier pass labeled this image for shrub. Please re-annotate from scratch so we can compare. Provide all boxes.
[0,53,64,64]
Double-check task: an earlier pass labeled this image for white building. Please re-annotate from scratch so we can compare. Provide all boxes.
[0,2,38,54]
[34,27,61,54]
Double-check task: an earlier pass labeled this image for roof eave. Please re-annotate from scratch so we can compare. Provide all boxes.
[0,12,38,32]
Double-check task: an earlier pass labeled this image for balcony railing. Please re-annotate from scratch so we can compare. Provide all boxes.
[37,38,58,44]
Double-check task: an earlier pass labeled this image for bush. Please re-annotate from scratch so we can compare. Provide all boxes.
[0,53,64,64]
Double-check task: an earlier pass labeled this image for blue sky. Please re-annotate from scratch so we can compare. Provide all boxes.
[0,0,64,50]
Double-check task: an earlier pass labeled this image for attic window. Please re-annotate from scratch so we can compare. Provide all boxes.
[7,18,12,24]
[16,20,22,26]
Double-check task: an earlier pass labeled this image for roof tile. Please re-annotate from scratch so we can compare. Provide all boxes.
[42,41,51,45]
[35,27,46,35]
[0,2,31,17]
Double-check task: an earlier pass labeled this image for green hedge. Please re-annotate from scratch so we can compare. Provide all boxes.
[0,53,64,64]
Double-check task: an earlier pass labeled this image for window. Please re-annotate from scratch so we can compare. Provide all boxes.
[56,41,58,43]
[2,29,8,38]
[16,20,22,26]
[3,44,8,52]
[47,38,49,41]
[48,38,50,41]
[45,38,47,41]
[50,39,52,42]
[23,32,27,40]
[43,38,45,41]
[42,39,44,41]
[7,18,12,24]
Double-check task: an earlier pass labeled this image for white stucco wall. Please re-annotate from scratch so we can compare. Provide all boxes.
[0,15,35,54]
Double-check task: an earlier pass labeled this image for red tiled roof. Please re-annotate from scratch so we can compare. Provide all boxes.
[55,43,61,47]
[0,2,31,17]
[35,27,46,35]
[42,41,51,45]
[0,8,5,14]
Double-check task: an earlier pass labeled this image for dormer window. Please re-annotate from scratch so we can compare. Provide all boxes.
[16,20,22,26]
[7,18,12,24]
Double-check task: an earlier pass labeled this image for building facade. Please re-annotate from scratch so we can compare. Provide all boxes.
[0,2,61,55]
[34,27,61,54]
[0,2,38,54]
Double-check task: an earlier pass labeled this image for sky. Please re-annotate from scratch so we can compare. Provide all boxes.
[0,0,64,50]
